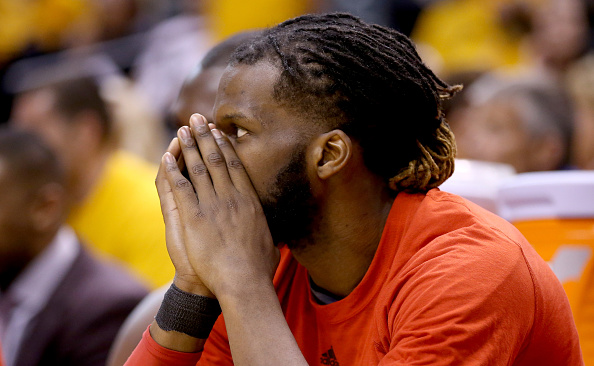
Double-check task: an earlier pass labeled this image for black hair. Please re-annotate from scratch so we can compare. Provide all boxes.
[230,13,460,192]
[44,76,112,142]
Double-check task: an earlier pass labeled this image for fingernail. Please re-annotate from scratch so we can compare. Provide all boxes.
[164,152,175,164]
[191,114,206,126]
[211,129,222,139]
[179,126,190,140]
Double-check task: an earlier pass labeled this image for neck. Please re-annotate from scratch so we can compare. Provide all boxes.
[291,178,395,298]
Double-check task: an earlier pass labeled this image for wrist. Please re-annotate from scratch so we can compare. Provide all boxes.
[173,274,215,298]
[155,283,222,339]
[215,275,277,307]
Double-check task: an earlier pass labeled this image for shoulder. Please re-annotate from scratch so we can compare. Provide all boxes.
[393,190,541,302]
[375,190,578,363]
[55,246,149,313]
[27,246,149,365]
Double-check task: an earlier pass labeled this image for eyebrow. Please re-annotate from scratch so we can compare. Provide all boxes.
[220,111,267,127]
[220,112,249,122]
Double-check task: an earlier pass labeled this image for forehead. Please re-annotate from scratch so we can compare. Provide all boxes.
[13,89,56,121]
[214,61,284,126]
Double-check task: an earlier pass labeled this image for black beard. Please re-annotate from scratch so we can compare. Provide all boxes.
[260,146,317,250]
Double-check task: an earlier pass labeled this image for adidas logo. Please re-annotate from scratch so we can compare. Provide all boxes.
[320,346,339,366]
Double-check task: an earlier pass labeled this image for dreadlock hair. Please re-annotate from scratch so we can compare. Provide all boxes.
[231,13,461,193]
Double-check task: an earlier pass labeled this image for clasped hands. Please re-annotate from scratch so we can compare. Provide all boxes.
[155,113,280,300]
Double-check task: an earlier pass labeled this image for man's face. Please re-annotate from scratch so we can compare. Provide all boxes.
[212,61,322,247]
[11,90,78,181]
[0,160,35,271]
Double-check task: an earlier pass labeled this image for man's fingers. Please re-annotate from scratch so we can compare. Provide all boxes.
[161,151,202,220]
[155,150,187,254]
[166,137,185,172]
[211,127,258,196]
[167,137,181,158]
[155,157,182,237]
[176,125,217,204]
[188,114,234,194]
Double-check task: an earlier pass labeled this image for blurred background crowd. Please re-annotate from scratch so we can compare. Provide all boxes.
[2,0,593,171]
[0,0,593,365]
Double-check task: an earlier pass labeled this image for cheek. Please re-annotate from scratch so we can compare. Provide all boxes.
[238,152,278,201]
[234,140,296,201]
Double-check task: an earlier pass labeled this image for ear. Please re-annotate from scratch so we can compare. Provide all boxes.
[311,129,352,180]
[30,183,66,233]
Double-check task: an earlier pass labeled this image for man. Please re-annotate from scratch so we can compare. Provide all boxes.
[10,76,174,288]
[127,13,582,365]
[0,128,148,366]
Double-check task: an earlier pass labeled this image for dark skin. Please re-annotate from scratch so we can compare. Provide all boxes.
[0,160,66,291]
[152,61,394,364]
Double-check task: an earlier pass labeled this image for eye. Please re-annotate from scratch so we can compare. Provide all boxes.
[236,126,249,138]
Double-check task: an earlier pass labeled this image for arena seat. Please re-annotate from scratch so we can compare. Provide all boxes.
[439,159,516,213]
[497,171,594,364]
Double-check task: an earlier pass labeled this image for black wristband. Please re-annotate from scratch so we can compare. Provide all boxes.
[155,283,222,339]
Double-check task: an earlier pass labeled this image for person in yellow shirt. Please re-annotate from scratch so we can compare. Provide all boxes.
[10,75,173,288]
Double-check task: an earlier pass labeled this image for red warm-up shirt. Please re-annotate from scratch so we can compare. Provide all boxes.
[127,190,583,365]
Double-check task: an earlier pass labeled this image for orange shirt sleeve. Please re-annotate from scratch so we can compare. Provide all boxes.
[124,327,202,366]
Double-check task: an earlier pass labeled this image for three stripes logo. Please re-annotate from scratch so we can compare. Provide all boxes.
[320,346,339,366]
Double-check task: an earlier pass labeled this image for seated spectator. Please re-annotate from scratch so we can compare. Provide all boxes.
[10,76,173,288]
[453,74,574,172]
[566,53,594,170]
[0,127,148,366]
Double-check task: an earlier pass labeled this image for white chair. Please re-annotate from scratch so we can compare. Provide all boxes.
[496,170,594,363]
[439,159,516,213]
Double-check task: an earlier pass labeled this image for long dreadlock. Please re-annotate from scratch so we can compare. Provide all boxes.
[231,13,461,192]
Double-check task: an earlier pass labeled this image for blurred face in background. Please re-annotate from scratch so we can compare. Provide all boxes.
[529,0,588,69]
[0,158,34,271]
[455,99,532,172]
[454,94,565,173]
[11,89,88,195]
